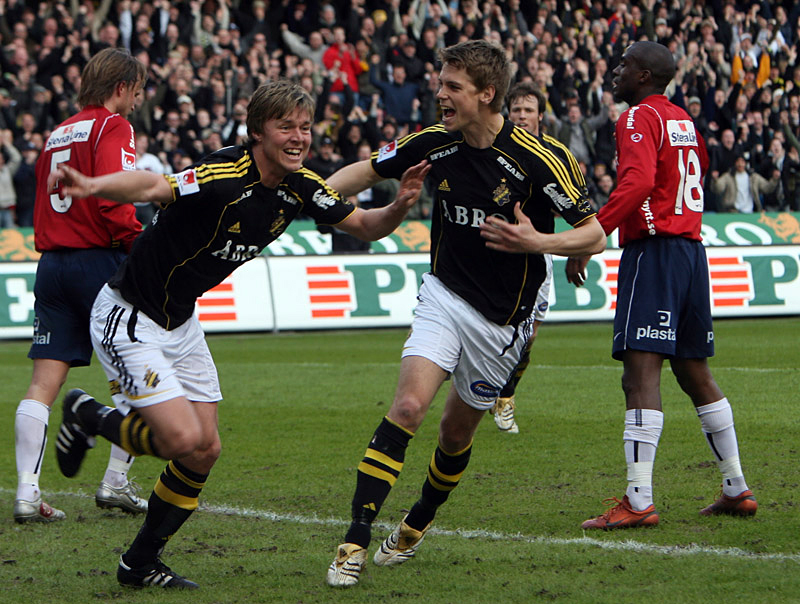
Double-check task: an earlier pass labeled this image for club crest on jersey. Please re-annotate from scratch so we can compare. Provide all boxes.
[270,209,287,236]
[492,178,511,206]
[121,149,136,171]
[377,140,397,162]
[176,169,199,195]
[666,120,698,146]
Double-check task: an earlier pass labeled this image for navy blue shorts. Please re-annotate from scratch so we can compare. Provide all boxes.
[28,248,127,366]
[612,237,714,361]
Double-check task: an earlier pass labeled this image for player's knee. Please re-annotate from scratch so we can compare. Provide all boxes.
[188,440,221,473]
[438,431,471,454]
[390,394,427,428]
[620,373,637,398]
[157,426,204,459]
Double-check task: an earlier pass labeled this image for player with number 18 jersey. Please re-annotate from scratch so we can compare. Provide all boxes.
[597,93,712,360]
[598,95,708,246]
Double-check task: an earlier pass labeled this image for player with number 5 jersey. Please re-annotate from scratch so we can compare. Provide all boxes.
[14,48,147,527]
[568,41,757,531]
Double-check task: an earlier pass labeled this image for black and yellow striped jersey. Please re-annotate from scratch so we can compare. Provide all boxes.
[372,119,595,326]
[108,144,355,330]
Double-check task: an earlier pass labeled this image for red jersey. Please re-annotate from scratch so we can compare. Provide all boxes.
[34,105,142,253]
[597,94,709,247]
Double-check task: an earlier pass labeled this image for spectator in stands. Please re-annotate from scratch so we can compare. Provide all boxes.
[323,26,362,103]
[759,136,787,209]
[13,140,36,227]
[593,172,615,210]
[550,100,609,168]
[0,129,21,228]
[713,155,779,212]
[133,132,168,225]
[369,59,420,127]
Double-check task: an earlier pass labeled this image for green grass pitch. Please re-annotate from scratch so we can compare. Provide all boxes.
[1,317,799,603]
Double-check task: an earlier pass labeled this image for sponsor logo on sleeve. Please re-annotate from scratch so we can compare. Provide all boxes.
[121,149,136,171]
[377,140,397,162]
[312,188,337,208]
[543,182,574,211]
[176,169,200,195]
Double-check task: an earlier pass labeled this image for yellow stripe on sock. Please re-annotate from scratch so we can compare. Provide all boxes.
[168,461,206,489]
[427,467,458,491]
[153,480,199,510]
[384,416,415,437]
[364,449,404,472]
[119,414,134,456]
[357,461,398,486]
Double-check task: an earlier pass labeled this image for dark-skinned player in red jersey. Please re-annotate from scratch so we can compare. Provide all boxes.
[566,41,757,530]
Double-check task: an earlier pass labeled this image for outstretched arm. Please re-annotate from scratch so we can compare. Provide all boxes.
[48,164,174,206]
[480,203,606,256]
[337,160,430,241]
[327,158,385,197]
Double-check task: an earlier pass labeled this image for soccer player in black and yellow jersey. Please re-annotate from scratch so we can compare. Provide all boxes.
[48,79,429,590]
[325,40,606,587]
[489,81,592,434]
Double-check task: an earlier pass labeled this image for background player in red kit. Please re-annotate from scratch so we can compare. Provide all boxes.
[568,41,757,529]
[14,48,148,523]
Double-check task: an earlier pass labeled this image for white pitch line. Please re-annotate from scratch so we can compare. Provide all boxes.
[249,362,792,374]
[5,488,797,563]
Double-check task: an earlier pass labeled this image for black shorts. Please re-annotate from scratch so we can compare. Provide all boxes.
[612,237,714,361]
[28,248,126,366]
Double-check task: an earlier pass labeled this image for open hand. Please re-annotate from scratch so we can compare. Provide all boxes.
[480,202,543,253]
[393,160,430,210]
[47,163,93,199]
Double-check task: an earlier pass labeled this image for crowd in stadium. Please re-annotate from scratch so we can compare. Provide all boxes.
[1,0,800,228]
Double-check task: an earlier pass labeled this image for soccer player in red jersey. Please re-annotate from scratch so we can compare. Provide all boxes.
[569,41,757,530]
[14,48,149,524]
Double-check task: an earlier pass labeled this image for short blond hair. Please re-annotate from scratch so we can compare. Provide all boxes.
[246,79,315,139]
[439,40,511,113]
[77,48,147,109]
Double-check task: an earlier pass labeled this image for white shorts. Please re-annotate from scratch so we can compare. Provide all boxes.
[534,254,553,322]
[90,285,222,413]
[402,274,534,411]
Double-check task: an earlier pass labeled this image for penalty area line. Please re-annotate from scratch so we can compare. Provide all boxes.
[4,488,796,563]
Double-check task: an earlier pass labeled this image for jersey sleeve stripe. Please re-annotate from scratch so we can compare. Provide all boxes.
[369,124,447,160]
[542,133,587,187]
[510,130,583,201]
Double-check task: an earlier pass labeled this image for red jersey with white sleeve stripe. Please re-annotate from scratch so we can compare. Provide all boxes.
[33,105,142,253]
[597,94,708,247]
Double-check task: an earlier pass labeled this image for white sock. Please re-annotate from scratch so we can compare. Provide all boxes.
[696,398,748,496]
[103,445,135,488]
[15,399,51,502]
[623,408,663,511]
